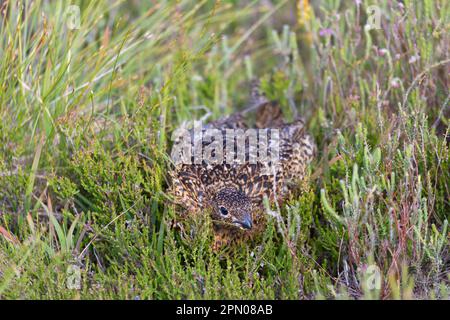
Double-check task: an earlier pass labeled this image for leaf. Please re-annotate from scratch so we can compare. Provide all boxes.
[0,225,20,245]
[25,135,46,212]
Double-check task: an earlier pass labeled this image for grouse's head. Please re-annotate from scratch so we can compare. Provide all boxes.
[210,188,253,230]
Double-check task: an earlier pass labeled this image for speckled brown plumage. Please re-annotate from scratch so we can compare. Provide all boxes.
[168,84,315,250]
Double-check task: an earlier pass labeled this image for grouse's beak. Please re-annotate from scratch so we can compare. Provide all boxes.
[238,214,252,230]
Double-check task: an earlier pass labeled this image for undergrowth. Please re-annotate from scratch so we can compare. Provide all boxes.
[0,0,448,299]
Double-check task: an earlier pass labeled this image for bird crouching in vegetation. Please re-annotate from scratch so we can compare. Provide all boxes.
[168,83,316,250]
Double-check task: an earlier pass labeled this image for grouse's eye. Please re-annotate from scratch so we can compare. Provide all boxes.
[219,206,228,216]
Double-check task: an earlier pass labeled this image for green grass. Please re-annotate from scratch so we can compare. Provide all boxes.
[0,0,449,299]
